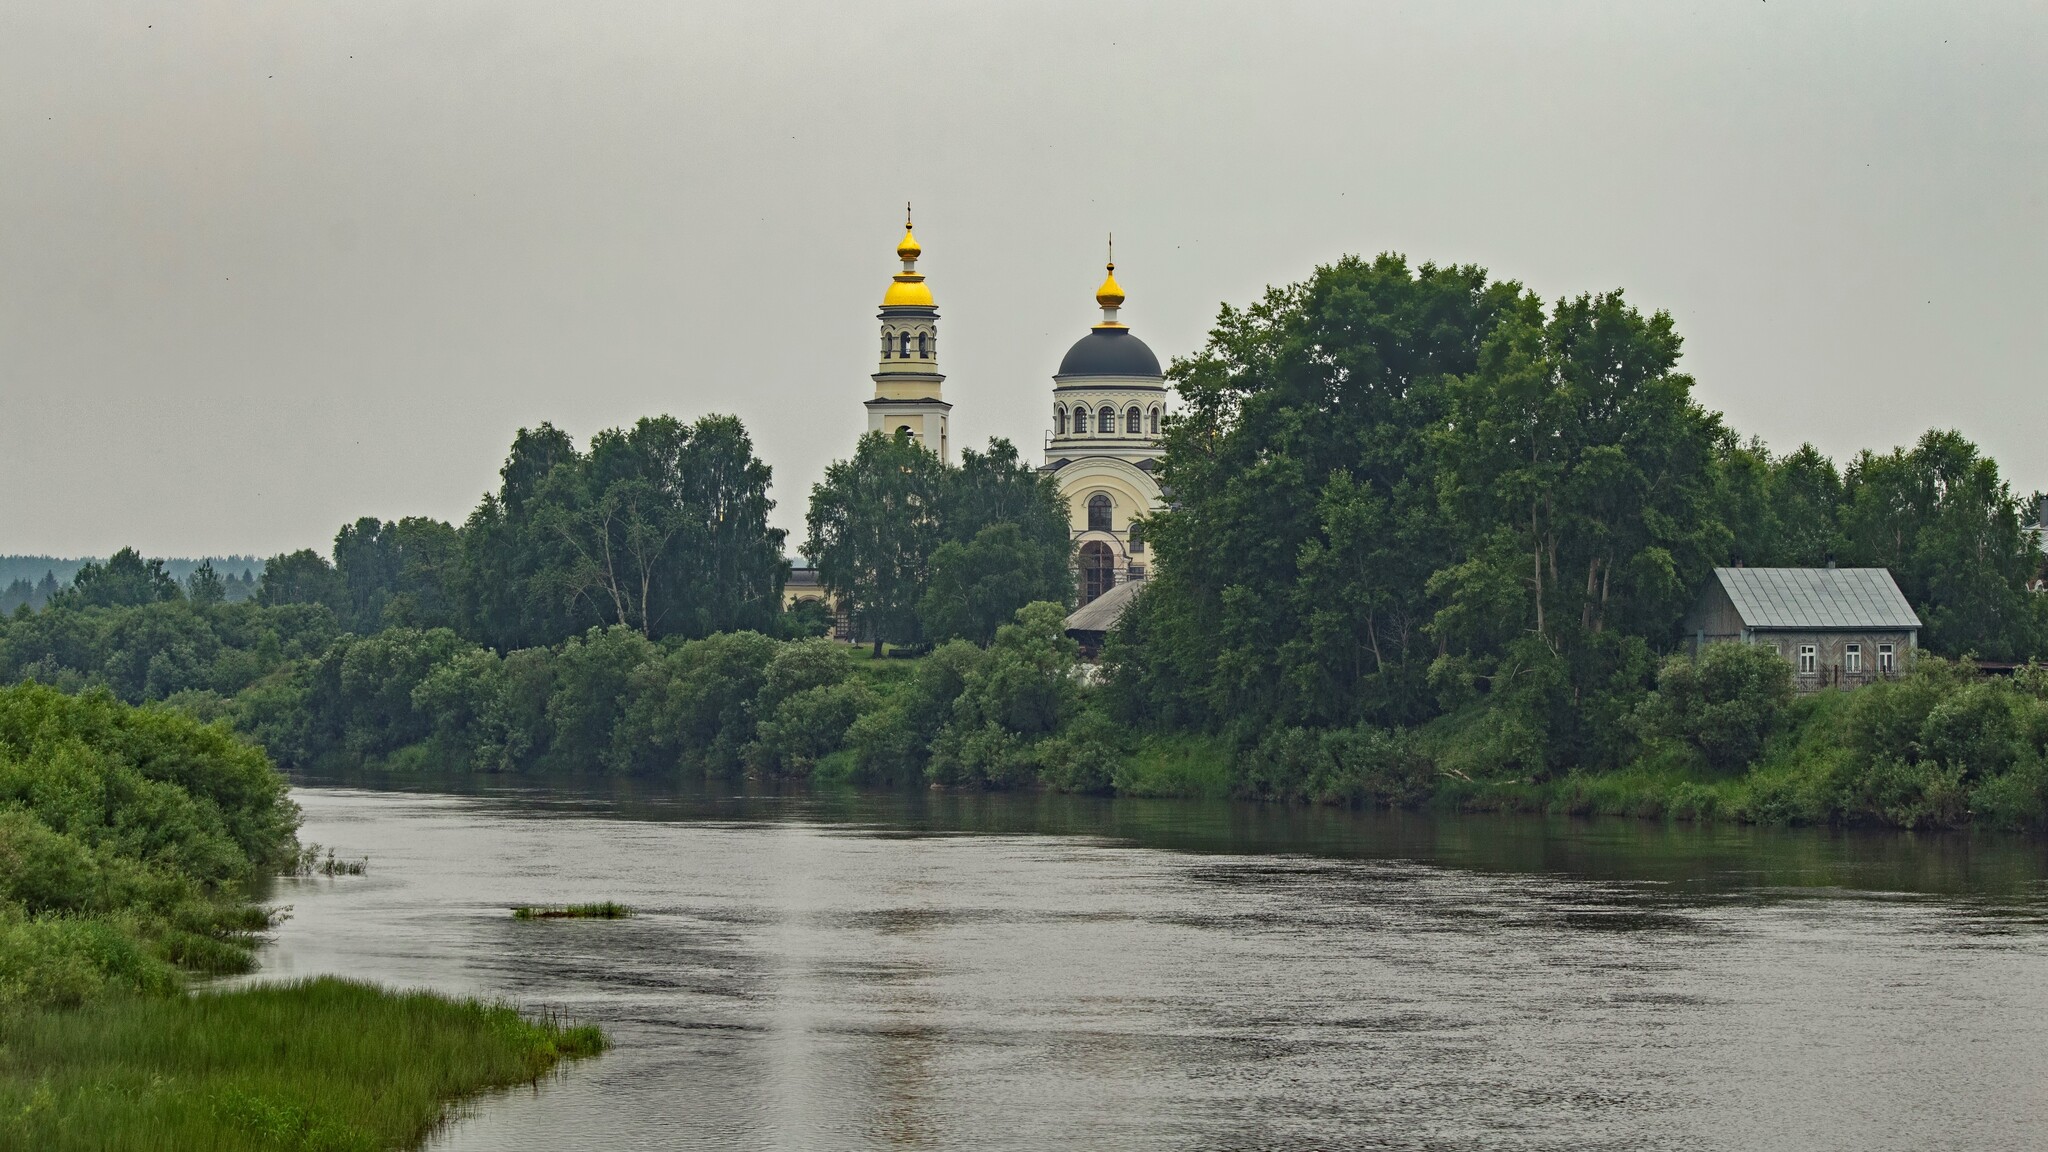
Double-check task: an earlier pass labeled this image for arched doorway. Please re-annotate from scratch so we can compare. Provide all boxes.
[1078,541,1117,606]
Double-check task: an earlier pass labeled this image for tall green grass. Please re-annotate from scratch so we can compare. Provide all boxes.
[511,902,632,920]
[1115,732,1234,799]
[0,977,604,1152]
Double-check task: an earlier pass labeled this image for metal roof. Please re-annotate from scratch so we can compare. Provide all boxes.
[1712,567,1921,631]
[1064,579,1146,635]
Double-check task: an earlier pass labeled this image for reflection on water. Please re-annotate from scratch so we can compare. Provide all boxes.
[258,775,2048,1151]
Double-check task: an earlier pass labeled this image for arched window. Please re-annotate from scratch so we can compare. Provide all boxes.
[1078,541,1116,606]
[1147,406,1159,434]
[1087,493,1112,533]
[917,332,928,357]
[1099,406,1115,433]
[1126,406,1141,433]
[1127,519,1145,553]
[1056,405,1067,435]
[899,332,911,357]
[881,330,893,358]
[1074,406,1089,434]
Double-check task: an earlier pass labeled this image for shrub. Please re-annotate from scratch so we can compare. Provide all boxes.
[1637,642,1793,772]
[748,682,875,777]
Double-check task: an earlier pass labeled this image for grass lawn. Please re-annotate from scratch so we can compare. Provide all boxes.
[0,977,604,1152]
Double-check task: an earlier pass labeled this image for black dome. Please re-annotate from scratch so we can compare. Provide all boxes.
[1057,327,1162,378]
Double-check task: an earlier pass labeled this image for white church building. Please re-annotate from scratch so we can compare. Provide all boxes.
[858,218,1169,607]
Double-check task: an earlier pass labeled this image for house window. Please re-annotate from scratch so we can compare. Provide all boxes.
[1074,406,1089,434]
[1099,405,1115,433]
[1799,645,1817,675]
[1088,493,1113,533]
[1879,644,1895,673]
[1128,520,1145,554]
[1845,645,1862,674]
[1127,406,1141,433]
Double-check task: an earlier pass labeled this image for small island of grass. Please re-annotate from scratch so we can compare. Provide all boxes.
[513,901,633,920]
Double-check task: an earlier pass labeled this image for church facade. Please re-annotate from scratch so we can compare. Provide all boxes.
[1041,259,1168,606]
[856,220,1168,606]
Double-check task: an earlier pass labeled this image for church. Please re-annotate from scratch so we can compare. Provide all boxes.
[861,215,1169,607]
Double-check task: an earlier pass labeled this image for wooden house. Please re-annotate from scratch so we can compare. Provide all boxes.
[1682,567,1921,691]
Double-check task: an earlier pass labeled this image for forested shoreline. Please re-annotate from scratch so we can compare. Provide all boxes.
[6,253,2047,831]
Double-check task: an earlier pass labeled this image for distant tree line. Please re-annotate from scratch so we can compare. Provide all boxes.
[1,556,260,614]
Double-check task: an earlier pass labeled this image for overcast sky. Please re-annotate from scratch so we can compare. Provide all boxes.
[2,1,2042,558]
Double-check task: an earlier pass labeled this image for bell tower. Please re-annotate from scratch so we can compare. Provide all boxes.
[865,205,951,460]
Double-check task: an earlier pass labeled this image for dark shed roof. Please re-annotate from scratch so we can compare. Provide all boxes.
[1064,579,1146,635]
[1710,567,1921,631]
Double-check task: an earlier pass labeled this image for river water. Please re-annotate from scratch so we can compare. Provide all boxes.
[257,776,2048,1151]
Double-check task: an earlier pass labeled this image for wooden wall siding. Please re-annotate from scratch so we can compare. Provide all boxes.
[1681,582,1746,641]
[1696,630,1917,691]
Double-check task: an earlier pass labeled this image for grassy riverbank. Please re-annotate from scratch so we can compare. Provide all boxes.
[0,978,603,1152]
[0,683,605,1150]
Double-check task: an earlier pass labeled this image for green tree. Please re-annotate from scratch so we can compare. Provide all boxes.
[333,517,462,632]
[65,549,181,609]
[184,560,227,606]
[805,430,946,655]
[1836,430,2044,661]
[1114,255,1527,731]
[1431,291,1726,770]
[1637,642,1794,772]
[918,441,1072,646]
[922,522,1072,647]
[257,550,345,611]
[461,416,786,647]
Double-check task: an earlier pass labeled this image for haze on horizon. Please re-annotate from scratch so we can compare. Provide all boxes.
[2,1,2042,559]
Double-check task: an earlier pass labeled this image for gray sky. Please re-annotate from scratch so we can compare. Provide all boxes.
[3,1,2043,558]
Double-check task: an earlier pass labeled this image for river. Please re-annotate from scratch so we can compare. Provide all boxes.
[257,775,2048,1151]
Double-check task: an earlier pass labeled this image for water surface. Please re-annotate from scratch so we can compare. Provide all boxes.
[261,777,2048,1151]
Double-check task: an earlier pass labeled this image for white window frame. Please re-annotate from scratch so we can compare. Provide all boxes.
[1845,644,1862,674]
[1799,645,1817,675]
[1878,644,1895,673]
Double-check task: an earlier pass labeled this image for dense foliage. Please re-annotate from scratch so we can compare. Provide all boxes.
[5,253,2045,834]
[0,684,298,1007]
[805,433,1073,651]
[0,687,603,1151]
[249,415,791,649]
[1108,254,2048,784]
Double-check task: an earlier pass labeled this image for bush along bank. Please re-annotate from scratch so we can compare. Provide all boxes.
[6,590,2048,831]
[0,683,604,1151]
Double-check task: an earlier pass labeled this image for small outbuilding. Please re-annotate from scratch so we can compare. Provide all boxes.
[1064,578,1145,660]
[1683,567,1921,691]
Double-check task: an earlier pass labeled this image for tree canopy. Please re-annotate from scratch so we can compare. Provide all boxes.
[805,433,1070,653]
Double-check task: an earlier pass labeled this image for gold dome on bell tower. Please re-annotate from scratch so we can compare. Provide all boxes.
[1093,234,1127,328]
[882,203,935,308]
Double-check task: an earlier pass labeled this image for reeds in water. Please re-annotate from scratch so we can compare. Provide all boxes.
[285,843,369,877]
[511,902,633,921]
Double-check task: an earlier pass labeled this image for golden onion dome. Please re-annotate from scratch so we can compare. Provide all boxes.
[883,276,934,308]
[897,227,922,260]
[1096,262,1125,309]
